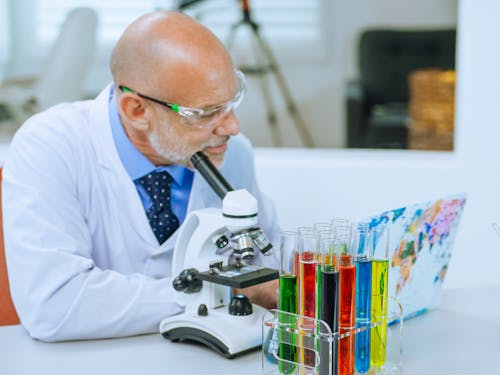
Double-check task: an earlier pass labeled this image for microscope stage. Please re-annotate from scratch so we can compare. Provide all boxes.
[198,264,278,288]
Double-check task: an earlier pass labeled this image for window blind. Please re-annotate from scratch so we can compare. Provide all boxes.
[37,0,161,47]
[37,0,323,54]
[182,0,321,43]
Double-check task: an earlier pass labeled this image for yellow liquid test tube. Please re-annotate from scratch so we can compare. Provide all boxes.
[370,259,389,367]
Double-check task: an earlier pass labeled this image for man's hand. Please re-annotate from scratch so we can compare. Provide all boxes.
[234,279,279,310]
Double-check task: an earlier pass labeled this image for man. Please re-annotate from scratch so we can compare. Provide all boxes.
[2,11,279,342]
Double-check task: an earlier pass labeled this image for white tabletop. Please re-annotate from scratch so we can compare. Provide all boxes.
[1,286,499,375]
[401,286,500,374]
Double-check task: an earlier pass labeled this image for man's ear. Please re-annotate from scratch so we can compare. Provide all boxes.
[118,94,150,131]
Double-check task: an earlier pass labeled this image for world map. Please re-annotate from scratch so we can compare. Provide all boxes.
[363,194,467,320]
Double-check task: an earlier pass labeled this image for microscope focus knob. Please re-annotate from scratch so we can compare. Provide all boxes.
[172,268,202,294]
[198,304,208,316]
[228,294,253,316]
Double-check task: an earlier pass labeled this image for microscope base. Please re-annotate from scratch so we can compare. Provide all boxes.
[159,304,267,358]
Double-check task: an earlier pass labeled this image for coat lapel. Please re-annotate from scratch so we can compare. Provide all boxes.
[88,85,158,246]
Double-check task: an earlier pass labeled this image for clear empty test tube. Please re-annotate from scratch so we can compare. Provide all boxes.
[319,235,340,375]
[331,218,350,236]
[278,231,298,374]
[352,223,372,373]
[338,231,355,375]
[370,226,390,369]
[493,223,500,238]
[314,222,333,241]
[334,225,351,248]
[298,230,317,370]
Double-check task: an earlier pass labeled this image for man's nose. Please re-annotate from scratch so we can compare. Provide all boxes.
[213,111,240,137]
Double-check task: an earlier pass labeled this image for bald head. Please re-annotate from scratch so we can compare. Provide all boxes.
[110,11,234,103]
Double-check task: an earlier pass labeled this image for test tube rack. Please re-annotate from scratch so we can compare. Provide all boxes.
[261,297,403,375]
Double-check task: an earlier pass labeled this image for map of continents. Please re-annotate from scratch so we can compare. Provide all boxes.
[365,194,466,319]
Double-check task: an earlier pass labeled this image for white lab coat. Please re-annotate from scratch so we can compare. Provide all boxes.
[2,85,280,342]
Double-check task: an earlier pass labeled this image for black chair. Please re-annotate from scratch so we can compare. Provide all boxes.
[346,29,456,149]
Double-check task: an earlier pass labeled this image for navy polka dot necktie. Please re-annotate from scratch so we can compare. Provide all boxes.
[138,171,179,245]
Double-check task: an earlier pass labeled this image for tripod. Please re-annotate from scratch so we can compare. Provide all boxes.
[225,0,315,147]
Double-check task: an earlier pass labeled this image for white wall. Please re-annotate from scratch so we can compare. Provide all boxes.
[254,0,500,290]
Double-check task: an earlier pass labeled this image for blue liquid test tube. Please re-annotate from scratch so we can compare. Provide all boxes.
[352,224,372,373]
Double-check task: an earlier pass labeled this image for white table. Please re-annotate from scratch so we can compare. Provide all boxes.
[1,287,499,375]
[401,286,500,374]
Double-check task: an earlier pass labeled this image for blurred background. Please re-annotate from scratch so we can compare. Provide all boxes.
[0,0,458,149]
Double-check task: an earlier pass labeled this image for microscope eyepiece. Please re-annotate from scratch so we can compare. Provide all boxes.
[191,151,233,200]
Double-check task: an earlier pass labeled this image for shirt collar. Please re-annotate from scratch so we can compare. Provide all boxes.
[109,85,189,186]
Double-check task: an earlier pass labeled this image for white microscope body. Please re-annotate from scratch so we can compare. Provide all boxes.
[159,152,277,358]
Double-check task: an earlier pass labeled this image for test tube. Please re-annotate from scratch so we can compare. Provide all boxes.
[296,227,313,309]
[493,223,500,238]
[314,222,332,243]
[298,231,317,369]
[296,227,314,273]
[338,232,356,375]
[314,225,333,321]
[278,231,298,374]
[299,231,317,319]
[331,218,350,232]
[332,218,350,248]
[319,235,340,375]
[370,226,390,368]
[334,226,351,249]
[352,223,372,373]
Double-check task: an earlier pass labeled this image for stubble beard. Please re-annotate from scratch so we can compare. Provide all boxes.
[148,126,230,168]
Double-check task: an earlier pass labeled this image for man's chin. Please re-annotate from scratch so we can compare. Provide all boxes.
[184,150,225,170]
[202,144,227,167]
[203,152,225,167]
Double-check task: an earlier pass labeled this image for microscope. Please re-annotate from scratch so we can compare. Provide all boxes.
[159,151,279,358]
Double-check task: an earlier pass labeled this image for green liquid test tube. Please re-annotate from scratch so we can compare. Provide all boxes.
[278,231,298,374]
[279,274,297,374]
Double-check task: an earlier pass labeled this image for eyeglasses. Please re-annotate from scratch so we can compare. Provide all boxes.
[119,70,246,128]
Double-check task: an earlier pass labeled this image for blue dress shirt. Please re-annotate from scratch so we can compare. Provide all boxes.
[108,86,194,224]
